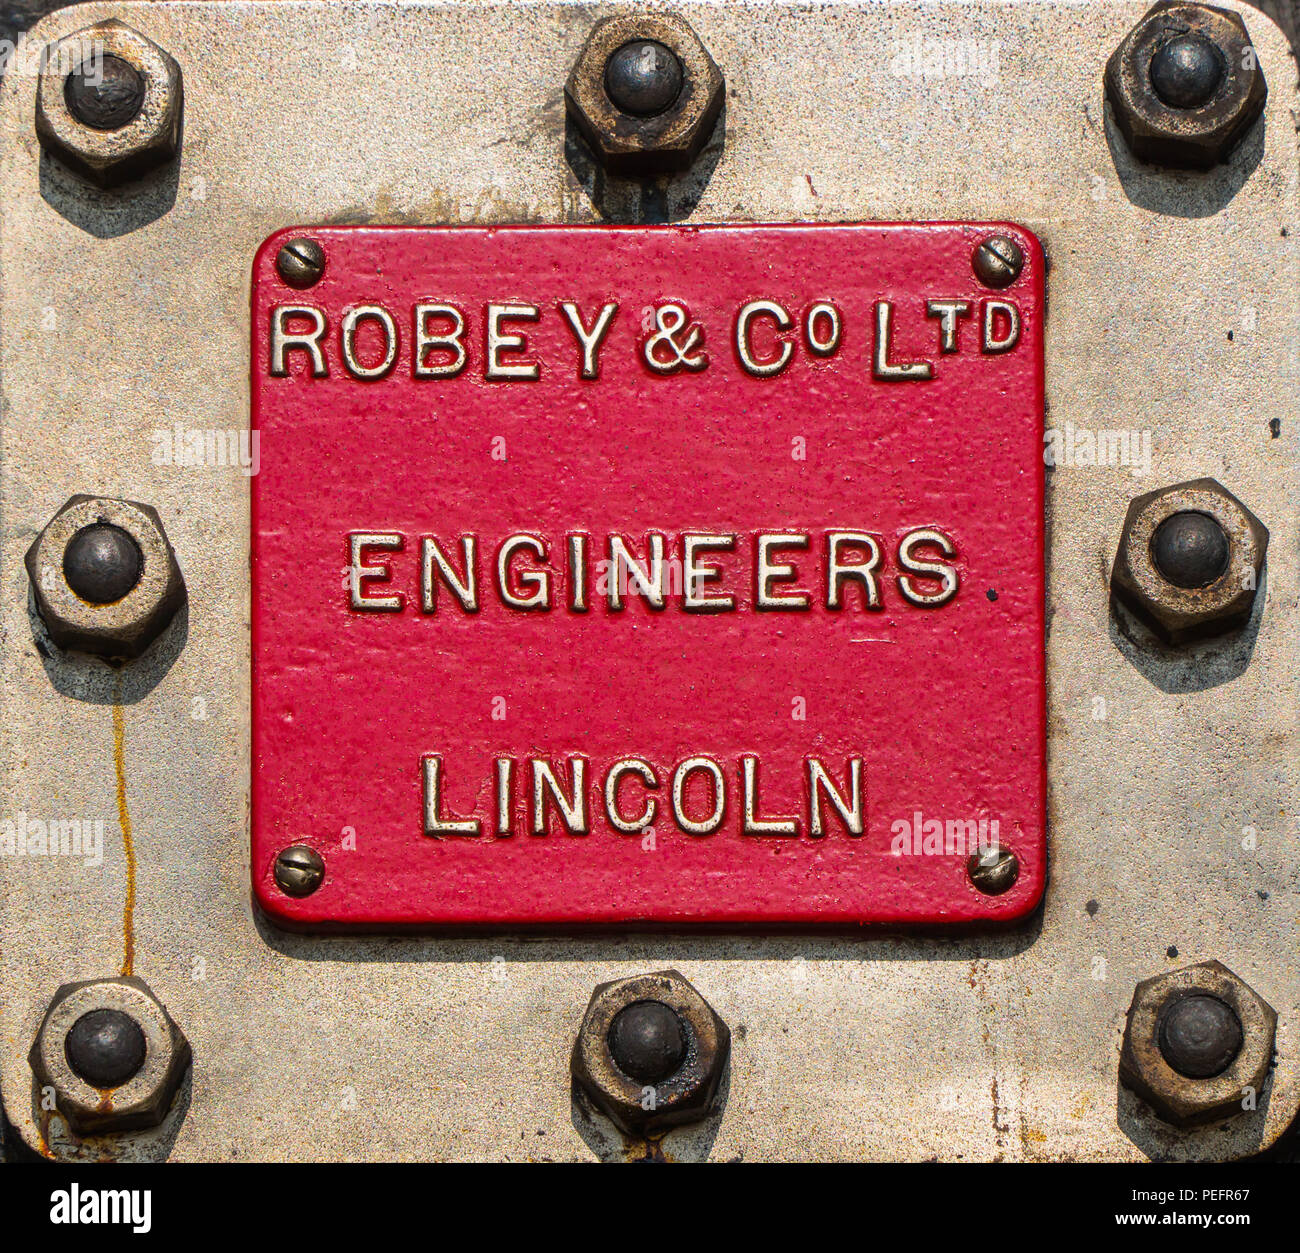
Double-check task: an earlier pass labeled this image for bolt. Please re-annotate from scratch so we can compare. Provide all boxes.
[972,236,1024,288]
[274,844,325,897]
[1151,511,1230,588]
[572,970,729,1134]
[1111,479,1267,644]
[62,523,143,605]
[1157,993,1243,1078]
[64,53,145,131]
[604,40,683,117]
[1150,33,1224,109]
[276,238,326,289]
[1105,3,1266,170]
[967,847,1020,895]
[29,976,190,1134]
[566,14,724,176]
[1120,960,1275,1126]
[64,1008,147,1088]
[37,21,182,187]
[608,1000,688,1083]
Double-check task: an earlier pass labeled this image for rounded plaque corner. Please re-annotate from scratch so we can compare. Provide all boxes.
[250,870,308,930]
[1000,865,1048,924]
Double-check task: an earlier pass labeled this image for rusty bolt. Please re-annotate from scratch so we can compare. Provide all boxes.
[36,20,183,187]
[26,495,187,659]
[29,976,191,1135]
[274,845,325,897]
[1110,478,1267,644]
[1120,960,1275,1127]
[571,970,729,1135]
[1104,3,1266,170]
[565,14,724,176]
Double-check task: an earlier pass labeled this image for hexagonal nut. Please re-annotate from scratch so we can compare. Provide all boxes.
[571,969,730,1135]
[35,20,183,187]
[1120,961,1275,1128]
[1110,477,1266,644]
[1105,2,1266,170]
[25,494,187,659]
[565,14,724,176]
[28,976,192,1135]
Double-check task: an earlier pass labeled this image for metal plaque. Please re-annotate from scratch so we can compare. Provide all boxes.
[250,223,1046,928]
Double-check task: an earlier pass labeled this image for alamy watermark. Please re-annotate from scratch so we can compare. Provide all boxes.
[0,812,104,866]
[890,35,1001,86]
[150,426,260,476]
[890,809,1000,859]
[1,35,104,80]
[1044,422,1152,477]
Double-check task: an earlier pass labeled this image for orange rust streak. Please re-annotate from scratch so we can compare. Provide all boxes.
[112,689,136,977]
[35,1109,56,1159]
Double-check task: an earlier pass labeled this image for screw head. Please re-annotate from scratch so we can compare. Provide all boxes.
[274,844,325,897]
[1151,510,1230,589]
[1150,33,1225,110]
[604,40,684,117]
[1157,993,1243,1078]
[62,523,144,604]
[276,238,326,289]
[967,847,1020,895]
[64,1007,147,1088]
[972,235,1024,288]
[608,1000,688,1082]
[63,53,145,131]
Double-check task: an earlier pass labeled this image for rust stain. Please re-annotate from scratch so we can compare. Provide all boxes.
[626,1133,673,1163]
[35,1108,56,1159]
[112,688,136,977]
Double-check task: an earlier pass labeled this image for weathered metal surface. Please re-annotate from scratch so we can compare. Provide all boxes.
[250,222,1046,929]
[1,1,1297,1162]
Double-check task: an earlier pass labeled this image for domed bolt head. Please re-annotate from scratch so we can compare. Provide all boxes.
[608,1000,688,1082]
[1150,33,1224,109]
[1157,993,1243,1078]
[64,1008,147,1088]
[64,53,146,130]
[276,237,326,289]
[604,40,683,117]
[973,235,1024,288]
[63,523,144,604]
[1151,510,1229,588]
[274,844,325,897]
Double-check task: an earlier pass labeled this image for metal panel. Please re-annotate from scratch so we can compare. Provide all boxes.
[0,0,1296,1161]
